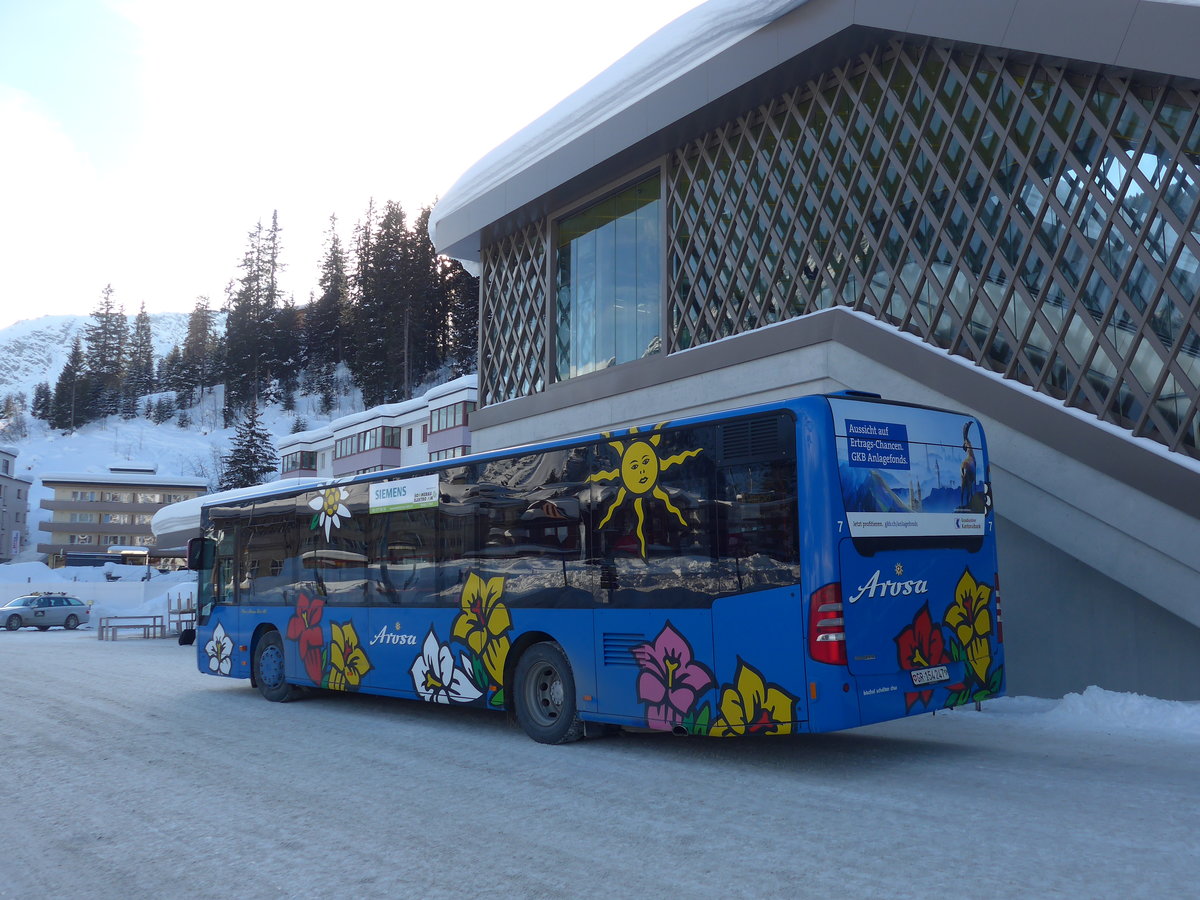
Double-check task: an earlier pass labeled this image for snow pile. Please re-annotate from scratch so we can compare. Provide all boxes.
[0,560,67,582]
[986,686,1200,736]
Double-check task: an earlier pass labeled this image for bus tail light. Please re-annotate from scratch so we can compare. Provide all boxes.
[994,572,1004,643]
[809,583,846,665]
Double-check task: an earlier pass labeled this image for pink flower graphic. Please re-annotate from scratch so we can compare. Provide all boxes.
[631,622,714,731]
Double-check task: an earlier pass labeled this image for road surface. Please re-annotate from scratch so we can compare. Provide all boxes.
[2,628,1196,898]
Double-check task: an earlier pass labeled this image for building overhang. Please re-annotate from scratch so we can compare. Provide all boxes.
[431,0,1200,264]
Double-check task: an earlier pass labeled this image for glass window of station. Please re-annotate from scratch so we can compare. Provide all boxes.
[555,173,661,381]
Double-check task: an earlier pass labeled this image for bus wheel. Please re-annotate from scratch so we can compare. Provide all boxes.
[253,631,294,702]
[514,642,585,744]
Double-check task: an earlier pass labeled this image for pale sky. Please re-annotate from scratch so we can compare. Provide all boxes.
[0,0,702,331]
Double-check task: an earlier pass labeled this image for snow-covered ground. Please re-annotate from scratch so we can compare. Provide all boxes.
[2,627,1197,899]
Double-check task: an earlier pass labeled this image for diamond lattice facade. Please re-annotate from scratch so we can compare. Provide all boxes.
[479,36,1200,459]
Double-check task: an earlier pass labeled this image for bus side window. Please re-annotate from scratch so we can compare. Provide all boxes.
[370,508,436,605]
[436,464,483,603]
[714,414,800,591]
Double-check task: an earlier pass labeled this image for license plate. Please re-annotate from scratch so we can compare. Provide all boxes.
[910,665,949,686]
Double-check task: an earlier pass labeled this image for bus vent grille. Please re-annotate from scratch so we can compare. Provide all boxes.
[602,633,646,666]
[721,416,779,461]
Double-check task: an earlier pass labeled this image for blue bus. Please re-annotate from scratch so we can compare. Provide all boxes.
[186,391,1004,742]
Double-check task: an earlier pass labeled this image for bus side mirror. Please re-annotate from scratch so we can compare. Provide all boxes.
[187,537,215,572]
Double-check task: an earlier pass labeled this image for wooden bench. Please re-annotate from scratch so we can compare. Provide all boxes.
[98,615,165,640]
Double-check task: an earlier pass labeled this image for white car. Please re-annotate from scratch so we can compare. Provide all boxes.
[2,593,91,631]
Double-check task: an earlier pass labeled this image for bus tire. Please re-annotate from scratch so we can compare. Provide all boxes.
[513,642,585,744]
[253,630,295,702]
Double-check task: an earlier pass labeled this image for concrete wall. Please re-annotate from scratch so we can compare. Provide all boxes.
[998,519,1200,701]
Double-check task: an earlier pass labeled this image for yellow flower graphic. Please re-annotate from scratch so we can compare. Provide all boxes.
[327,621,372,691]
[587,424,702,556]
[945,569,993,685]
[451,573,512,688]
[713,660,797,737]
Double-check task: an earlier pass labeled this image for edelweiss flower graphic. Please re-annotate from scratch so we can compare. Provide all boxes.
[205,622,233,676]
[309,485,350,539]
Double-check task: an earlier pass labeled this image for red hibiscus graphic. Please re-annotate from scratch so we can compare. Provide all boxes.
[287,593,326,684]
[895,603,948,711]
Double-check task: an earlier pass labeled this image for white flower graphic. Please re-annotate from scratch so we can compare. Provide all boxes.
[309,485,351,539]
[206,622,233,676]
[410,629,482,704]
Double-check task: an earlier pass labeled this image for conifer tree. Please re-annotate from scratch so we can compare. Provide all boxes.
[0,394,28,440]
[272,296,302,397]
[0,410,27,441]
[125,302,156,403]
[409,206,443,380]
[31,382,52,421]
[181,296,220,391]
[51,338,88,430]
[306,214,350,389]
[219,400,278,490]
[348,199,419,406]
[120,391,138,420]
[82,285,128,420]
[438,245,480,375]
[152,395,175,424]
[225,215,285,416]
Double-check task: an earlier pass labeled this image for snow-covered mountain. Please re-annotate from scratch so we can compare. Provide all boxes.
[0,312,198,401]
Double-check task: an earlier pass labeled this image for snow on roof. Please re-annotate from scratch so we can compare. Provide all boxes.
[429,0,809,260]
[278,374,478,451]
[41,472,209,488]
[151,476,328,542]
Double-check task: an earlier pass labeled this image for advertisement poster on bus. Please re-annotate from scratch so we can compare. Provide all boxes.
[829,398,988,538]
[369,474,439,514]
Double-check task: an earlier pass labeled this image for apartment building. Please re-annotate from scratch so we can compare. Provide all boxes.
[37,464,208,564]
[0,446,32,563]
[278,375,477,480]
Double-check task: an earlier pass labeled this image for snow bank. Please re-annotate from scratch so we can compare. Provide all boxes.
[985,686,1200,737]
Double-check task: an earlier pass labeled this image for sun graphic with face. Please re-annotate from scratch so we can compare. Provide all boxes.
[588,425,703,557]
[309,485,351,540]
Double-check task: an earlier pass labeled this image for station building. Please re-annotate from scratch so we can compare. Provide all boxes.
[431,0,1200,699]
